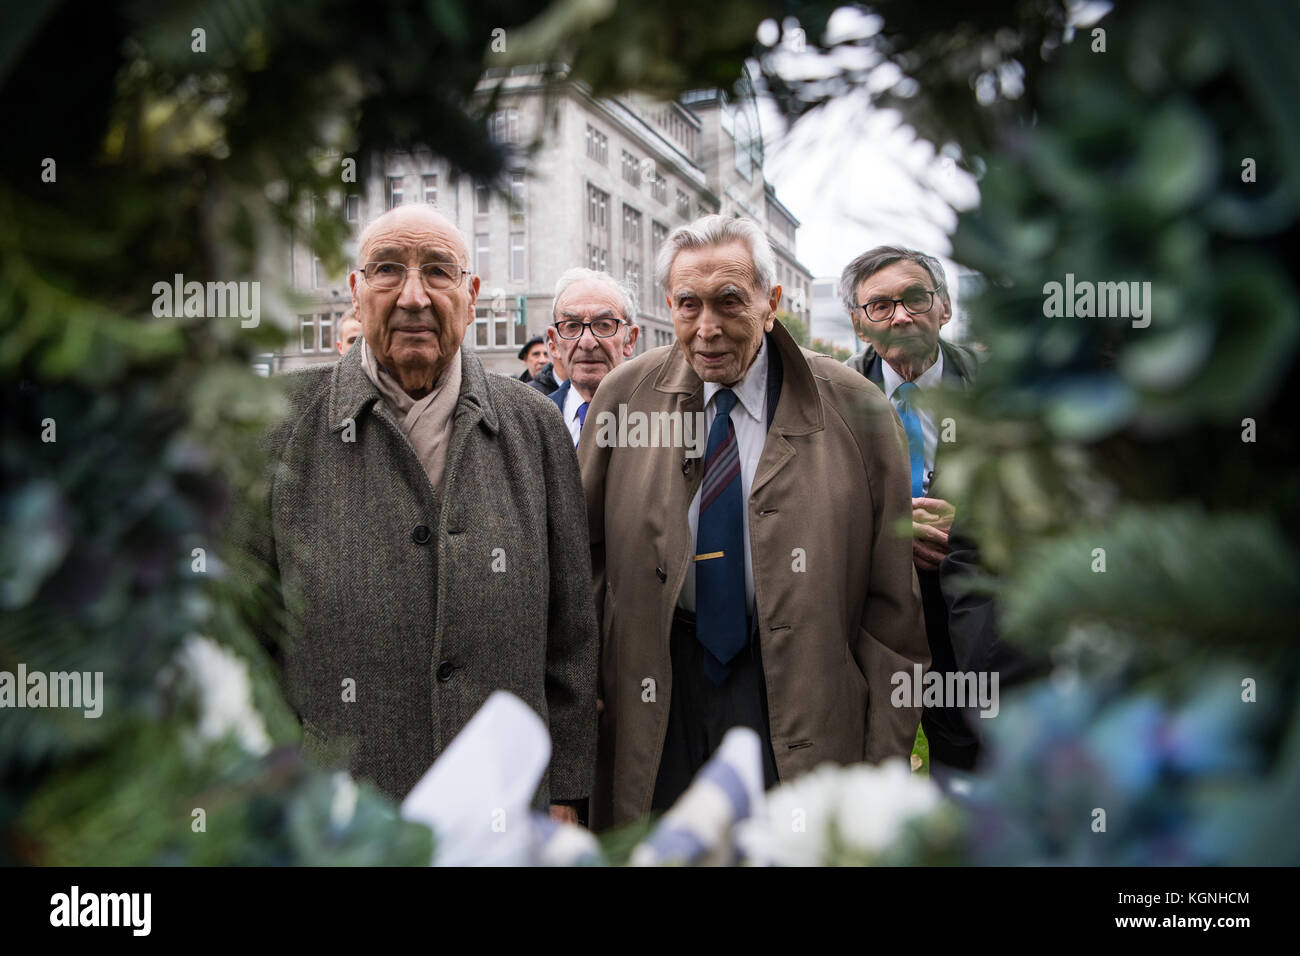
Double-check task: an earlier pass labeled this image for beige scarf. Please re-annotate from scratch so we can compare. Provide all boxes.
[360,337,463,495]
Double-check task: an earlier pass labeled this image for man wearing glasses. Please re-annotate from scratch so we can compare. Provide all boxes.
[544,269,639,446]
[247,204,597,823]
[841,246,982,778]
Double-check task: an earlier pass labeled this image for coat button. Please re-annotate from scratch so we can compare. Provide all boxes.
[656,566,667,582]
[411,524,431,545]
[436,660,454,681]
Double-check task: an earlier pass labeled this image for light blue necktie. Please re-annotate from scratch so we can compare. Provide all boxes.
[695,389,747,685]
[893,381,925,497]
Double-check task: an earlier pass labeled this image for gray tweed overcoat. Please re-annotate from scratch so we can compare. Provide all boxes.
[246,342,597,805]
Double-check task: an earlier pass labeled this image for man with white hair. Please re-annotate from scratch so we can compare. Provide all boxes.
[579,214,928,827]
[246,204,597,822]
[544,269,639,446]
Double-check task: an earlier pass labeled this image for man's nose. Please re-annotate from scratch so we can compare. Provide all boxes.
[576,324,601,349]
[697,308,724,339]
[395,268,432,310]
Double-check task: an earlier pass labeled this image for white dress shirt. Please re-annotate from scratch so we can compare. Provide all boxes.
[880,347,945,496]
[562,383,588,447]
[677,336,769,615]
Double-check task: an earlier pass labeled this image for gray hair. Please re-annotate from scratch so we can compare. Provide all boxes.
[838,246,950,318]
[550,268,638,326]
[654,214,777,296]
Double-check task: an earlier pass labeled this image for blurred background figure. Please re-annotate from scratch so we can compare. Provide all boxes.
[528,338,569,397]
[517,335,548,383]
[335,308,363,356]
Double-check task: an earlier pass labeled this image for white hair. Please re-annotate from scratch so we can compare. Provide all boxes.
[550,268,638,326]
[654,214,778,295]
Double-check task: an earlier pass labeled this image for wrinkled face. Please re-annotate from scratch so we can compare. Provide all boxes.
[548,279,638,398]
[336,318,362,355]
[523,343,549,377]
[668,242,780,385]
[852,260,950,369]
[349,207,479,393]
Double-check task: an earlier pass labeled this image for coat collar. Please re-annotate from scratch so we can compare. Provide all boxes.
[327,341,500,436]
[652,320,823,436]
[848,339,977,390]
[549,378,571,411]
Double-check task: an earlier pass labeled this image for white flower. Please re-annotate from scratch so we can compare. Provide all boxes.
[330,772,359,829]
[736,759,943,866]
[170,635,271,756]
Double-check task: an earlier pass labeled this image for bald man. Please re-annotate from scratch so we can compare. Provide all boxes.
[245,206,597,822]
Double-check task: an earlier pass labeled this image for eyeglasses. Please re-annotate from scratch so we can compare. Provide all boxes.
[554,317,626,339]
[859,288,939,323]
[360,261,471,292]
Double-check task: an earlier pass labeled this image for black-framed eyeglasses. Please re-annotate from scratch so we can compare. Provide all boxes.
[360,261,471,291]
[858,288,939,323]
[553,317,626,339]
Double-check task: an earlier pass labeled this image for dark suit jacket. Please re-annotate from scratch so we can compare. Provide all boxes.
[844,338,982,768]
[548,378,571,413]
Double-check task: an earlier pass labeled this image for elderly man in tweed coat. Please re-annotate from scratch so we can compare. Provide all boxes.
[250,205,596,821]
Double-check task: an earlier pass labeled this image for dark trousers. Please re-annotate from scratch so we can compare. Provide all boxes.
[651,609,780,811]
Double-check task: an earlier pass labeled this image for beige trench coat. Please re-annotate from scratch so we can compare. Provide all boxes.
[579,321,928,828]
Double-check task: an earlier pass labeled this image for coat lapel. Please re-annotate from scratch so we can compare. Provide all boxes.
[752,323,823,497]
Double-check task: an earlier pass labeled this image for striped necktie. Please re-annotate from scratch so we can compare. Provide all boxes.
[695,388,747,684]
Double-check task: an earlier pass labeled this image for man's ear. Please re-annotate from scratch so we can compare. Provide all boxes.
[938,295,952,327]
[766,285,782,331]
[349,271,359,313]
[467,275,480,318]
[622,324,639,357]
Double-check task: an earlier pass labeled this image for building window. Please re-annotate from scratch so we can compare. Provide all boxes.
[624,261,640,308]
[423,175,438,205]
[510,232,525,281]
[652,221,669,252]
[585,125,608,164]
[387,177,403,208]
[300,315,316,352]
[510,172,526,211]
[676,189,690,219]
[475,233,490,280]
[586,243,607,272]
[312,257,323,289]
[696,203,710,220]
[622,204,642,246]
[622,150,640,186]
[490,108,519,144]
[651,174,667,204]
[345,194,360,221]
[475,183,491,215]
[318,315,334,353]
[474,304,526,349]
[587,184,609,229]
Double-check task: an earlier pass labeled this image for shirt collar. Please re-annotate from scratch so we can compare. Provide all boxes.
[703,334,768,422]
[563,381,587,424]
[881,343,945,400]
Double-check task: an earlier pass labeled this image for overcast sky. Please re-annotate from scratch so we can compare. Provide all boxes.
[750,7,981,348]
[749,3,1109,348]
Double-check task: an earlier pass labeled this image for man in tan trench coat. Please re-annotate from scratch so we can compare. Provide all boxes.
[579,215,928,829]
